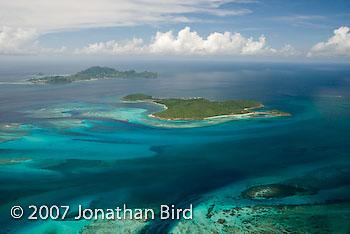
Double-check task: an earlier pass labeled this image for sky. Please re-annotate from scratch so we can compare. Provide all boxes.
[0,0,350,60]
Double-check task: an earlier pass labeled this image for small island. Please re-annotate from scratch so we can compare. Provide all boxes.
[242,184,308,200]
[122,94,291,120]
[28,66,157,84]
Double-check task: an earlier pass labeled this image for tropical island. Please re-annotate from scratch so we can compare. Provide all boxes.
[28,66,157,84]
[122,94,291,120]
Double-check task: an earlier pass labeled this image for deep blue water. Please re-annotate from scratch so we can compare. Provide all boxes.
[0,61,349,233]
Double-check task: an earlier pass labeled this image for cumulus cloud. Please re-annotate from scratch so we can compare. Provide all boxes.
[308,26,350,56]
[74,38,146,55]
[76,27,276,56]
[0,26,38,54]
[1,26,304,57]
[280,44,301,56]
[0,26,67,55]
[0,0,253,33]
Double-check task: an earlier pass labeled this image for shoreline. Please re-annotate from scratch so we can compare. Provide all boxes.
[147,111,269,121]
[28,77,99,85]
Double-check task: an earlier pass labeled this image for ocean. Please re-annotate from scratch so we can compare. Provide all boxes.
[0,60,349,233]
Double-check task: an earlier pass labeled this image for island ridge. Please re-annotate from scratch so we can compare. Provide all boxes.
[28,66,157,84]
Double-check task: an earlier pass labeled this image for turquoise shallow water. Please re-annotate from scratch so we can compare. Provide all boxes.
[0,61,349,233]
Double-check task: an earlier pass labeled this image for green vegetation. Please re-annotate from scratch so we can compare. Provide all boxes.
[154,98,261,119]
[122,94,292,120]
[122,94,262,119]
[28,66,157,84]
[122,94,153,101]
[40,76,73,84]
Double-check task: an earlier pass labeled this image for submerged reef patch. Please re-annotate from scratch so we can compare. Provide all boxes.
[0,157,32,165]
[172,201,350,234]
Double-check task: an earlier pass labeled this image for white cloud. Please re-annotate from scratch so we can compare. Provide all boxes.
[0,26,38,54]
[0,26,305,57]
[150,27,275,55]
[280,44,301,56]
[76,27,276,56]
[0,0,252,33]
[74,38,146,55]
[308,26,350,56]
[241,35,275,55]
[0,26,67,55]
